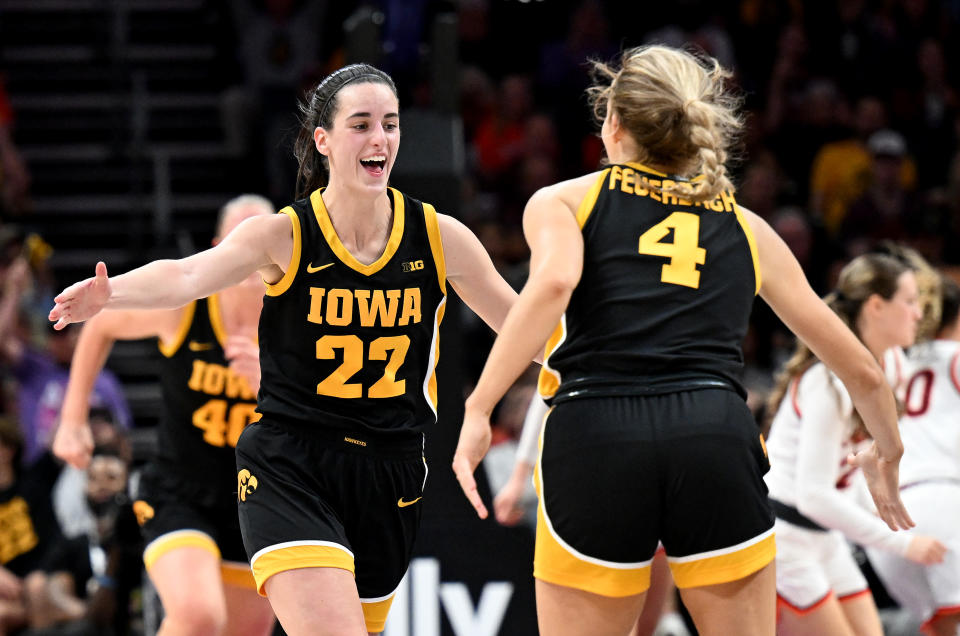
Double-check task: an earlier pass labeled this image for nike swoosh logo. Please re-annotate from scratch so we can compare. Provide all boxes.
[397,497,422,508]
[306,262,334,273]
[188,341,214,351]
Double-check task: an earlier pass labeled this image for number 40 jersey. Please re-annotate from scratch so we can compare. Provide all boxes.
[157,294,261,504]
[257,187,446,439]
[539,163,760,404]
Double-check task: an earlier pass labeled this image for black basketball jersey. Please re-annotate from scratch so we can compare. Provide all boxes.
[257,187,447,438]
[156,295,260,502]
[539,162,760,403]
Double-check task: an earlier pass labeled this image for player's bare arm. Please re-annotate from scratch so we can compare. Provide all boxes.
[453,181,585,519]
[49,213,291,328]
[55,307,184,469]
[437,214,517,334]
[743,205,913,531]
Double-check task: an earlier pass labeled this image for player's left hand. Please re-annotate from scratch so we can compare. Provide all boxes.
[49,261,112,329]
[225,336,260,394]
[452,406,492,519]
[848,441,915,531]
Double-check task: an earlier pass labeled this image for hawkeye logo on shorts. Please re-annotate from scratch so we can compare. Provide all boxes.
[133,500,155,526]
[237,469,259,502]
[397,496,422,508]
[401,260,424,272]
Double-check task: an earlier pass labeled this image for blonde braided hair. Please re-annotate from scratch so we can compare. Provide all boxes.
[588,45,742,203]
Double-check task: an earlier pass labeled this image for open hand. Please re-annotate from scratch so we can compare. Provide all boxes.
[49,261,111,329]
[848,442,915,531]
[452,406,493,519]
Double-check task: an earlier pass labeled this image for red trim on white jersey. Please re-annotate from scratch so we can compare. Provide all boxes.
[949,350,960,395]
[790,376,802,418]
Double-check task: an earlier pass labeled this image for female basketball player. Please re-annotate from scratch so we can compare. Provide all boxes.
[452,45,913,636]
[764,253,946,636]
[48,64,520,636]
[867,275,960,636]
[494,396,679,636]
[52,196,277,636]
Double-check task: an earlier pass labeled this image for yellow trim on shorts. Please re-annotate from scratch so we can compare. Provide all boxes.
[532,453,652,597]
[143,529,220,571]
[575,168,610,229]
[220,561,258,590]
[264,207,301,297]
[158,301,196,357]
[250,542,355,597]
[360,594,396,633]
[732,204,762,294]
[667,529,775,589]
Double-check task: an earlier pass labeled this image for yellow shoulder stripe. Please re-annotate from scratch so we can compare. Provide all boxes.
[265,207,301,297]
[158,301,197,357]
[576,169,611,229]
[422,202,446,293]
[732,204,762,295]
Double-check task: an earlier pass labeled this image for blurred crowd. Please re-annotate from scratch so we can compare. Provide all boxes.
[447,0,960,440]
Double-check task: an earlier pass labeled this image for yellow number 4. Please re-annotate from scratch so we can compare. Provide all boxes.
[638,211,706,288]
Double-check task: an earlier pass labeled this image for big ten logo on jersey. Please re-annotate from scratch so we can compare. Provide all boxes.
[187,360,260,448]
[383,558,513,636]
[402,260,425,272]
[0,497,38,564]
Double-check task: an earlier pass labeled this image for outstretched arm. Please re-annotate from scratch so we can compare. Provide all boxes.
[744,206,913,531]
[49,213,290,328]
[438,214,518,335]
[54,308,182,469]
[453,186,583,518]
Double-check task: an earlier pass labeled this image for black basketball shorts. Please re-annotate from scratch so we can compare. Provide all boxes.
[235,416,427,633]
[133,463,254,589]
[534,390,775,597]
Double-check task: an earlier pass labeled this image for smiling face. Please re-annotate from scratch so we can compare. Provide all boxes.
[314,82,400,194]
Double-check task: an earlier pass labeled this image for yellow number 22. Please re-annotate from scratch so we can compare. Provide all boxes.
[315,334,410,399]
[637,211,706,288]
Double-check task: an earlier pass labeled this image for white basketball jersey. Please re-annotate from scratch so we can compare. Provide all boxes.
[765,361,910,555]
[765,363,865,506]
[898,340,960,486]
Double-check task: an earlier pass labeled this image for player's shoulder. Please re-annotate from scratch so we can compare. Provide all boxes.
[798,361,842,394]
[541,170,607,199]
[527,170,609,217]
